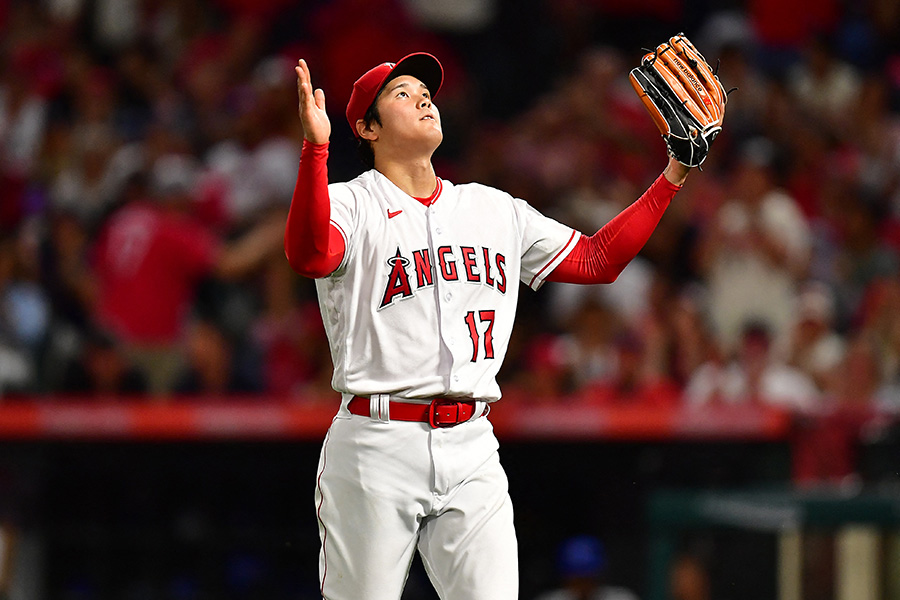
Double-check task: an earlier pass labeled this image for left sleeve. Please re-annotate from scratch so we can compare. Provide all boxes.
[516,197,580,291]
[546,173,680,284]
[284,140,346,278]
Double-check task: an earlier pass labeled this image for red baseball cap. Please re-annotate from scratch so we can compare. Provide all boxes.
[345,52,443,137]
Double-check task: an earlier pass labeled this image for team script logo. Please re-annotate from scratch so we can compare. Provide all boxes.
[380,245,507,309]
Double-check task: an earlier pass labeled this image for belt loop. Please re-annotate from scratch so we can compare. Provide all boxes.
[467,400,488,422]
[369,394,390,423]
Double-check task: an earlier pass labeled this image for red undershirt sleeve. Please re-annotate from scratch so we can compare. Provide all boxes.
[546,173,681,284]
[284,140,346,278]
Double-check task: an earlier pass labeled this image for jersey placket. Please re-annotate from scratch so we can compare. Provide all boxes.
[427,202,458,393]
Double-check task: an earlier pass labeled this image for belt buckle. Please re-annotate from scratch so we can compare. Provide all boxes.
[428,399,464,428]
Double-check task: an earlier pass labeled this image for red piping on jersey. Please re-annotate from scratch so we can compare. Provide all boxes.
[329,220,348,254]
[413,177,442,206]
[529,230,578,288]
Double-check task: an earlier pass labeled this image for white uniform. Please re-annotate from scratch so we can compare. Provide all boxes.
[314,168,578,599]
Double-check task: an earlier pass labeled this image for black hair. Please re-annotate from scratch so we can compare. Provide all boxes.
[356,86,386,169]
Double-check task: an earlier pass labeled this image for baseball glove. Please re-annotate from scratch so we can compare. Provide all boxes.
[629,34,728,168]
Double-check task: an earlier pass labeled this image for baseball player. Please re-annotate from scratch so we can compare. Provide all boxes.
[285,52,691,599]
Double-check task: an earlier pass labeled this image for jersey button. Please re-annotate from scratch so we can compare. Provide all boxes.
[435,227,443,234]
[444,292,453,301]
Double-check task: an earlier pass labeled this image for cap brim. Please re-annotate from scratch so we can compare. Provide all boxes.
[388,53,443,99]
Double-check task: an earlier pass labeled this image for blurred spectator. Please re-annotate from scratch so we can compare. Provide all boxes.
[825,332,884,409]
[848,76,900,207]
[557,299,620,391]
[829,188,899,327]
[581,329,681,409]
[788,34,862,135]
[49,122,122,227]
[860,278,900,411]
[173,318,260,395]
[792,332,883,484]
[534,534,639,600]
[59,328,147,396]
[699,138,812,353]
[401,0,497,33]
[747,0,840,74]
[782,281,845,392]
[0,40,54,231]
[548,257,655,333]
[38,208,95,331]
[685,320,819,412]
[250,258,332,397]
[668,552,711,600]
[515,333,576,402]
[782,121,835,222]
[203,55,301,225]
[642,282,718,388]
[90,153,283,395]
[0,344,29,397]
[0,230,49,395]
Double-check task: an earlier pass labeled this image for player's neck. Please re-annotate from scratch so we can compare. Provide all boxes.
[375,157,437,198]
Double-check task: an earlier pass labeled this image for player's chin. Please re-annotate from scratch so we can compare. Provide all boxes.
[423,126,443,146]
[406,125,442,151]
[421,119,442,134]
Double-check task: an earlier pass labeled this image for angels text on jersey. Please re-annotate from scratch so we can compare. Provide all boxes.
[379,244,507,309]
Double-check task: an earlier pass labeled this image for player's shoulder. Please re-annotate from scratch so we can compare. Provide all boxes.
[326,170,383,209]
[329,170,376,194]
[447,180,516,203]
[450,181,540,221]
[449,180,502,194]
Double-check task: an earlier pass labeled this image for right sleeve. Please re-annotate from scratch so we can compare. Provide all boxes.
[546,173,679,284]
[514,197,579,291]
[284,140,346,278]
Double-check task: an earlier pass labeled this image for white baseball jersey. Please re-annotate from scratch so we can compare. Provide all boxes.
[315,168,579,401]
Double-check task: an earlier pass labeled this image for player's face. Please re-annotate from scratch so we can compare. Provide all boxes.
[370,75,443,153]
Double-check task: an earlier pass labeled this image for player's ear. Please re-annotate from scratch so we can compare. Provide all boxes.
[356,119,378,141]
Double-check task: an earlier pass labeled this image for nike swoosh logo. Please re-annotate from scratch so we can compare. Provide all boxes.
[387,209,402,219]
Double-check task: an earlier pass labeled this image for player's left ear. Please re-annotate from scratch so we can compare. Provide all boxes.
[356,119,379,141]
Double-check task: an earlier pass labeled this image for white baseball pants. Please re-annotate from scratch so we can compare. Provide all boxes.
[315,410,518,599]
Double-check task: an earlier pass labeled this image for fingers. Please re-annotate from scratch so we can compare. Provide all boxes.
[297,59,328,115]
[294,59,331,143]
[297,59,311,83]
[314,88,326,111]
[296,59,313,104]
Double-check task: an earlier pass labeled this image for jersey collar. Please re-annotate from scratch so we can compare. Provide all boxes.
[413,177,442,207]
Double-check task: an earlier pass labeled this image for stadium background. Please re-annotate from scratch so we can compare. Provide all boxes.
[1,0,900,598]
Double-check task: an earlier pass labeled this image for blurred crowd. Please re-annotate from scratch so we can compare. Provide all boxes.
[2,0,900,435]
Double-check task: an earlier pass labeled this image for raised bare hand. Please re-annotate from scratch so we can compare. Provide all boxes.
[296,59,331,144]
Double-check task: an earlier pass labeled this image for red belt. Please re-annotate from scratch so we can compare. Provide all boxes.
[348,396,484,428]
